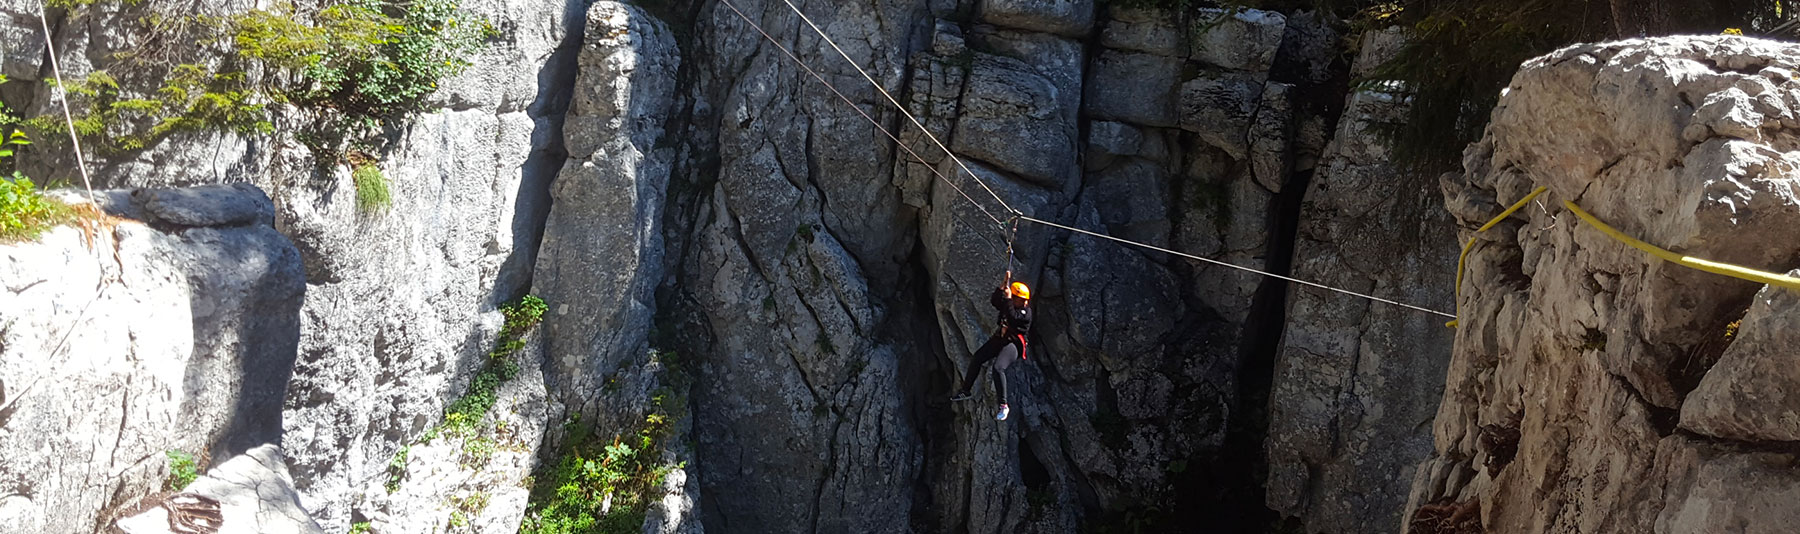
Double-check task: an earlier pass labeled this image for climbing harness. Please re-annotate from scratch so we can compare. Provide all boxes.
[717,0,1457,320]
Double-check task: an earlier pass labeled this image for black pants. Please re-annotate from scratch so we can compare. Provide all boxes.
[957,333,1023,404]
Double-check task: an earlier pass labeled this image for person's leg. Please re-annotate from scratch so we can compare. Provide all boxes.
[992,342,1019,405]
[955,335,1006,398]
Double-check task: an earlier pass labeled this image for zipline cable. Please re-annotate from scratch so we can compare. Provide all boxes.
[774,0,1019,217]
[1020,215,1457,319]
[717,0,1009,233]
[719,0,1457,320]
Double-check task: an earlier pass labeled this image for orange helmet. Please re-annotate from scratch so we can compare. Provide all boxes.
[1009,281,1031,300]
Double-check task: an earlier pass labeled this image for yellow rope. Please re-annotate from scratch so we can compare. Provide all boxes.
[1449,188,1800,329]
[1562,200,1800,291]
[1447,186,1548,328]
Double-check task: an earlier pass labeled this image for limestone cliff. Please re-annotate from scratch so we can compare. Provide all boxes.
[1264,27,1458,534]
[0,0,583,528]
[0,185,304,532]
[0,0,1573,532]
[1409,36,1800,534]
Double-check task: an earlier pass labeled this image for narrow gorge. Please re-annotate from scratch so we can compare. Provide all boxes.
[0,1,1795,534]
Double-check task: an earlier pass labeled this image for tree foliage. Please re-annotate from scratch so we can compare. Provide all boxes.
[22,0,493,164]
[1365,0,1790,172]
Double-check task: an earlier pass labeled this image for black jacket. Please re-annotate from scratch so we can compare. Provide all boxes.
[990,287,1033,338]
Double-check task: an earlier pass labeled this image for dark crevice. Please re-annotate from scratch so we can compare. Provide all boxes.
[899,240,958,534]
[1696,57,1766,75]
[490,0,589,306]
[1478,411,1523,476]
[1673,429,1800,457]
[1203,164,1315,533]
[1668,297,1753,401]
[1611,374,1680,437]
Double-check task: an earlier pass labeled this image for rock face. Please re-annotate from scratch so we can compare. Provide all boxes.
[532,3,702,532]
[536,0,680,418]
[1408,36,1800,534]
[1264,28,1457,534]
[351,332,551,534]
[0,0,585,530]
[0,186,305,533]
[661,0,1346,532]
[115,445,324,534]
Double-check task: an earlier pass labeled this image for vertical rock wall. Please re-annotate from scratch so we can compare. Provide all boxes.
[1264,28,1458,534]
[1408,36,1800,534]
[655,1,1394,532]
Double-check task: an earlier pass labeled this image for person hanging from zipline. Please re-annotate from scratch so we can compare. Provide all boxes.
[950,281,1033,421]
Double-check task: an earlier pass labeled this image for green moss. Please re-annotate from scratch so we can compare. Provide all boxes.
[385,445,410,493]
[1,119,75,243]
[523,349,689,534]
[347,522,372,534]
[386,295,546,493]
[0,173,75,243]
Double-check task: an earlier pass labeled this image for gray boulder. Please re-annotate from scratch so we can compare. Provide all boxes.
[536,0,681,416]
[1179,70,1265,159]
[1101,5,1185,57]
[132,182,276,227]
[115,445,324,534]
[1085,50,1185,128]
[953,53,1079,191]
[0,186,304,534]
[1264,51,1456,533]
[1679,274,1800,442]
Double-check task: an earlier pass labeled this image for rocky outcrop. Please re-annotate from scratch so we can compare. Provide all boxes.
[115,445,324,534]
[536,0,679,422]
[1408,36,1800,533]
[1264,27,1457,534]
[532,3,702,532]
[0,185,305,533]
[0,0,584,530]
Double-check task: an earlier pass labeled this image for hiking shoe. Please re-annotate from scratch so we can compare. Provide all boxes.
[950,392,973,402]
[996,403,1010,421]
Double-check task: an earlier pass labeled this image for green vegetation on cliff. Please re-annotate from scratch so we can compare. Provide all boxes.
[385,295,546,492]
[520,350,689,534]
[0,90,72,243]
[19,0,493,166]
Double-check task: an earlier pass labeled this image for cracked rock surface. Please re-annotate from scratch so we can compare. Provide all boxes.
[1408,36,1800,534]
[0,186,304,534]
